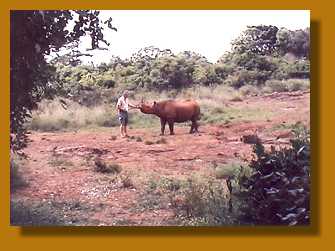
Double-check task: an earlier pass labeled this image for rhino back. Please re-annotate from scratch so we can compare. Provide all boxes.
[159,100,199,122]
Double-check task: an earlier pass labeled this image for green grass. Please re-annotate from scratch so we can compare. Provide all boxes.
[128,112,160,129]
[202,106,273,124]
[214,161,252,180]
[268,121,307,132]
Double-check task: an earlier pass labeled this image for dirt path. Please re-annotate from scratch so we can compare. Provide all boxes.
[11,91,310,226]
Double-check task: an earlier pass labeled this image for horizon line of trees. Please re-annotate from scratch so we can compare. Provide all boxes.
[51,25,309,96]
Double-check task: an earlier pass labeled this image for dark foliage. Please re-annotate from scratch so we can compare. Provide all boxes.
[10,10,116,154]
[241,128,310,225]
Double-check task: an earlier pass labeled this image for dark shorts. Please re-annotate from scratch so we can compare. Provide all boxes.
[118,111,128,126]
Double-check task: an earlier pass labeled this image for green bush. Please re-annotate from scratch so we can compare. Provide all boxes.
[241,128,310,225]
[264,79,289,92]
[224,70,270,88]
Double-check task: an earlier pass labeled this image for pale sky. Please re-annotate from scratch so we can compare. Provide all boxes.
[70,10,310,65]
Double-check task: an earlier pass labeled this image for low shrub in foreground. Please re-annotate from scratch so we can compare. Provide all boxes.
[240,127,310,225]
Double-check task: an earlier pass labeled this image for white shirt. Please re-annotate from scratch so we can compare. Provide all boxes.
[117,96,129,112]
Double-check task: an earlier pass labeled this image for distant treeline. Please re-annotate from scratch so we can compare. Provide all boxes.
[49,25,309,97]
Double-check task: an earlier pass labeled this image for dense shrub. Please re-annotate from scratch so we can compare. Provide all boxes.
[241,128,310,225]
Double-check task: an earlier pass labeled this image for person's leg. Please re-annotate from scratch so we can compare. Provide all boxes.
[124,113,129,137]
[120,124,124,137]
[124,125,128,137]
[119,116,125,137]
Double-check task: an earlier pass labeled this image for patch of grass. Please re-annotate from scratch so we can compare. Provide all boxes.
[28,98,119,132]
[286,79,310,92]
[263,79,310,94]
[215,161,252,181]
[269,121,306,132]
[170,176,237,226]
[135,136,143,142]
[129,112,160,129]
[10,200,65,226]
[10,155,27,191]
[239,85,260,96]
[156,177,185,192]
[202,106,273,124]
[119,173,135,189]
[48,156,74,169]
[94,159,122,174]
[264,80,289,93]
[10,199,97,226]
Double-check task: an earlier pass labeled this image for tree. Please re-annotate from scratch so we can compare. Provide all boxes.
[232,25,279,56]
[276,28,310,58]
[10,10,116,154]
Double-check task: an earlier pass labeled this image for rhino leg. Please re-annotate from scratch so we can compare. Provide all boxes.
[168,120,174,135]
[190,119,199,133]
[189,123,195,134]
[160,118,166,135]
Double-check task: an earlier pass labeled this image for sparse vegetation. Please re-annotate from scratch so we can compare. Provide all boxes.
[94,159,122,174]
[10,199,97,226]
[169,176,239,226]
[11,16,310,226]
[48,155,74,169]
[10,155,27,191]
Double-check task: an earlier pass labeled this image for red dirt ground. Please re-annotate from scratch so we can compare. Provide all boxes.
[11,91,310,226]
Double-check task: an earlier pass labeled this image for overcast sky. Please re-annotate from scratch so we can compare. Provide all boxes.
[74,10,310,65]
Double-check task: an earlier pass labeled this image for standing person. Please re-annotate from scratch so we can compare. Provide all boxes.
[116,90,138,138]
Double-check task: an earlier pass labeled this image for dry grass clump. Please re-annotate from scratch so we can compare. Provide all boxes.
[29,98,118,131]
